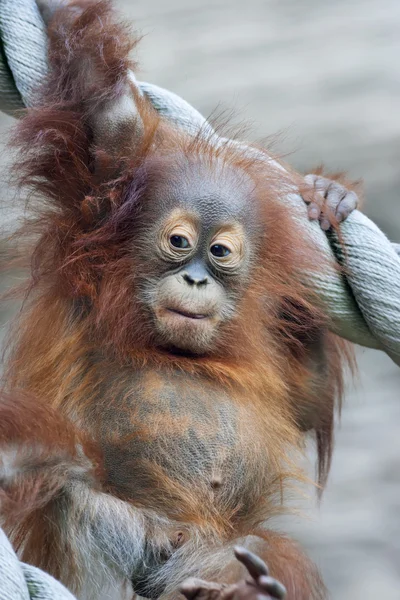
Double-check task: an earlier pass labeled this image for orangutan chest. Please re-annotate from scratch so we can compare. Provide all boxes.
[96,369,265,510]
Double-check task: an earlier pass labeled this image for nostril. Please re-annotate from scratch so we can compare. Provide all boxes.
[182,273,208,287]
[183,273,195,286]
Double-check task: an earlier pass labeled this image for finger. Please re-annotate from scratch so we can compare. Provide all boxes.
[179,578,204,600]
[307,202,321,220]
[307,175,333,195]
[179,578,223,600]
[234,546,269,579]
[303,175,324,220]
[258,576,287,599]
[320,217,332,231]
[324,182,345,205]
[304,174,318,187]
[336,190,358,222]
[304,176,333,222]
[320,186,343,229]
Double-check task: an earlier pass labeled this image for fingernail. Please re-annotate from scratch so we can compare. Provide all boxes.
[336,213,343,222]
[321,220,330,231]
[309,207,319,219]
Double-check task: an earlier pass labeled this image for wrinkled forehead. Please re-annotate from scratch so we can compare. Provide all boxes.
[145,154,259,231]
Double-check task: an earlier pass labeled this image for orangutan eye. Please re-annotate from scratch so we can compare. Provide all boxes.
[159,213,198,261]
[210,244,231,258]
[209,225,245,272]
[170,235,190,249]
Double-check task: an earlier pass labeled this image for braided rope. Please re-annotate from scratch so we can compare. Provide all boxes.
[0,527,76,599]
[0,0,399,366]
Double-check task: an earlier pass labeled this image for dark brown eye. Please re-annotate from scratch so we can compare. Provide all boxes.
[170,235,190,249]
[210,244,231,258]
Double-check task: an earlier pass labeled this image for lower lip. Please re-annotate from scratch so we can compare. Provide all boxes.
[166,308,210,320]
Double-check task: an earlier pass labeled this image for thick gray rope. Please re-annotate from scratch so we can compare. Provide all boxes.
[0,527,77,599]
[0,0,400,366]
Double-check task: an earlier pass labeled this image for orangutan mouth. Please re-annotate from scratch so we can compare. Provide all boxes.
[166,308,211,320]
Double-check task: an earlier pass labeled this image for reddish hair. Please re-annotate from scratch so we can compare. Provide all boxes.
[2,0,352,501]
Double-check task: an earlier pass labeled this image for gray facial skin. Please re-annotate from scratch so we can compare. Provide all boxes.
[131,154,262,354]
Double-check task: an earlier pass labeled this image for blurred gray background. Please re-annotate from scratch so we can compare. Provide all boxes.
[0,0,399,598]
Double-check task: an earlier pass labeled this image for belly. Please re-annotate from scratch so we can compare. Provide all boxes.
[95,368,272,525]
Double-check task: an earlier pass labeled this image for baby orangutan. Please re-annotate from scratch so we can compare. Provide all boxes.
[0,1,358,599]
